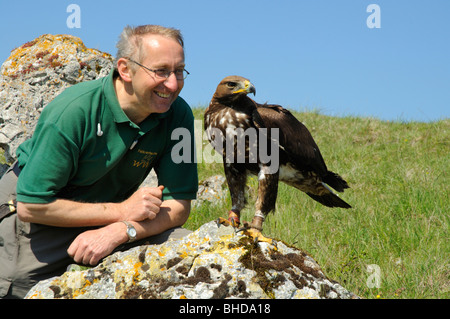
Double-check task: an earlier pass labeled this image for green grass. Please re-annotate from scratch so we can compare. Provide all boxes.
[1,108,447,299]
[186,107,449,299]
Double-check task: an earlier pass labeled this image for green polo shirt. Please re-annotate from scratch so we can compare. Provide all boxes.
[16,70,198,204]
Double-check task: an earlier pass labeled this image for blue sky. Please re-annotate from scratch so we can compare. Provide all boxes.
[1,0,449,122]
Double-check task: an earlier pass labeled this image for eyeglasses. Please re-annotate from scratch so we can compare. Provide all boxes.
[125,58,189,80]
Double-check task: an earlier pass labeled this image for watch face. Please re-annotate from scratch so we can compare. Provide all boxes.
[129,228,137,237]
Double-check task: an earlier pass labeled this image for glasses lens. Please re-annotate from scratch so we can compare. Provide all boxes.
[153,69,188,80]
[173,70,189,80]
[154,70,169,78]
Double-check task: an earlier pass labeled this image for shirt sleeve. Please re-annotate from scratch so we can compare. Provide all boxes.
[16,122,79,204]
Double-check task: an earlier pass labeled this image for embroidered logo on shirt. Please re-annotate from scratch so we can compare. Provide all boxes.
[133,149,157,168]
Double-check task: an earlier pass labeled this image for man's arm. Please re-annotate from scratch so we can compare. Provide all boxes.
[17,186,192,265]
[16,186,165,227]
[66,198,191,265]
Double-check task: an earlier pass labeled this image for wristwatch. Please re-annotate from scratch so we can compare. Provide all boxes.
[122,221,137,243]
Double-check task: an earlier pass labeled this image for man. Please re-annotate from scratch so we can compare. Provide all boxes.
[0,25,198,299]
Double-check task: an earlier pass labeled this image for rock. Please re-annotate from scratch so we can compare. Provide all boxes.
[193,175,227,207]
[0,163,9,177]
[0,34,114,163]
[139,169,159,188]
[25,221,358,299]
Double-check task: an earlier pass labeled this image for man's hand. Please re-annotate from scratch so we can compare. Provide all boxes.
[66,186,164,265]
[67,222,128,265]
[118,185,164,222]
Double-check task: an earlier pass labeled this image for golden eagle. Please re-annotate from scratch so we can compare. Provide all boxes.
[204,75,351,243]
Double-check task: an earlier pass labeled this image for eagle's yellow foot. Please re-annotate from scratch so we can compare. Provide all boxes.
[216,211,241,228]
[238,227,277,247]
[216,217,237,227]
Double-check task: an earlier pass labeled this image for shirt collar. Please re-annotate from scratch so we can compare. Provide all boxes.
[103,70,130,124]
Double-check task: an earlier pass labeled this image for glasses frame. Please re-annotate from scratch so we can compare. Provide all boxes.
[125,57,189,80]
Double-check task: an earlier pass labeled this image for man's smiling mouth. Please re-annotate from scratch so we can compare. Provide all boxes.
[155,91,170,99]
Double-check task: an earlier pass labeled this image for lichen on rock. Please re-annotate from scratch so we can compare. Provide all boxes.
[0,34,114,163]
[25,221,358,299]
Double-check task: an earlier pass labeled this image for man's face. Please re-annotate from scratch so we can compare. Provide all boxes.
[130,34,185,115]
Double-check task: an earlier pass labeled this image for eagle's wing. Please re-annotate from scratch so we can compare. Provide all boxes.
[251,104,329,176]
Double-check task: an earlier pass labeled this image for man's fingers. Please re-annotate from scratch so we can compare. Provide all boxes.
[141,186,164,207]
[143,185,164,199]
[121,186,166,222]
[68,242,84,264]
[67,229,115,266]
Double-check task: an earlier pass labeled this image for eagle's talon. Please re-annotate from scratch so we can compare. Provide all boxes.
[236,221,252,234]
[241,227,275,246]
[216,217,231,227]
[229,218,239,228]
[217,215,241,228]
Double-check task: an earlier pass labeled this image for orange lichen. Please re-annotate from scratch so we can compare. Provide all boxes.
[1,34,113,77]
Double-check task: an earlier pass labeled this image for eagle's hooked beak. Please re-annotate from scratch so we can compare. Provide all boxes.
[233,80,256,96]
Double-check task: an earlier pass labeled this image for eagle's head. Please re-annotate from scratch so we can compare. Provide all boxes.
[213,75,256,104]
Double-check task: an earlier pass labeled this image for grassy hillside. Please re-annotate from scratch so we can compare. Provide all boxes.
[187,107,449,299]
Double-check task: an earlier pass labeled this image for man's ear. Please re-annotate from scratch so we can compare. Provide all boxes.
[116,58,133,82]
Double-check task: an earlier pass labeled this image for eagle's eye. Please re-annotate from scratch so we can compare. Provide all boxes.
[226,82,237,89]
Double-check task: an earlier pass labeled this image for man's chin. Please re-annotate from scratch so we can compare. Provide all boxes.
[149,92,178,113]
[151,100,172,114]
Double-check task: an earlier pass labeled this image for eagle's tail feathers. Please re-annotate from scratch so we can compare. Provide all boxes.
[322,171,350,192]
[306,189,352,209]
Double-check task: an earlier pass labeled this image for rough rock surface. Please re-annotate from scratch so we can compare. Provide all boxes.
[193,175,227,207]
[0,34,114,163]
[25,221,358,299]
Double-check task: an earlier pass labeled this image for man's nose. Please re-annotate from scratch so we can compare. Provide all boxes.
[164,73,180,92]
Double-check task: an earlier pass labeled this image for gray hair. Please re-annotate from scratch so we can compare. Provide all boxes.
[116,25,184,71]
